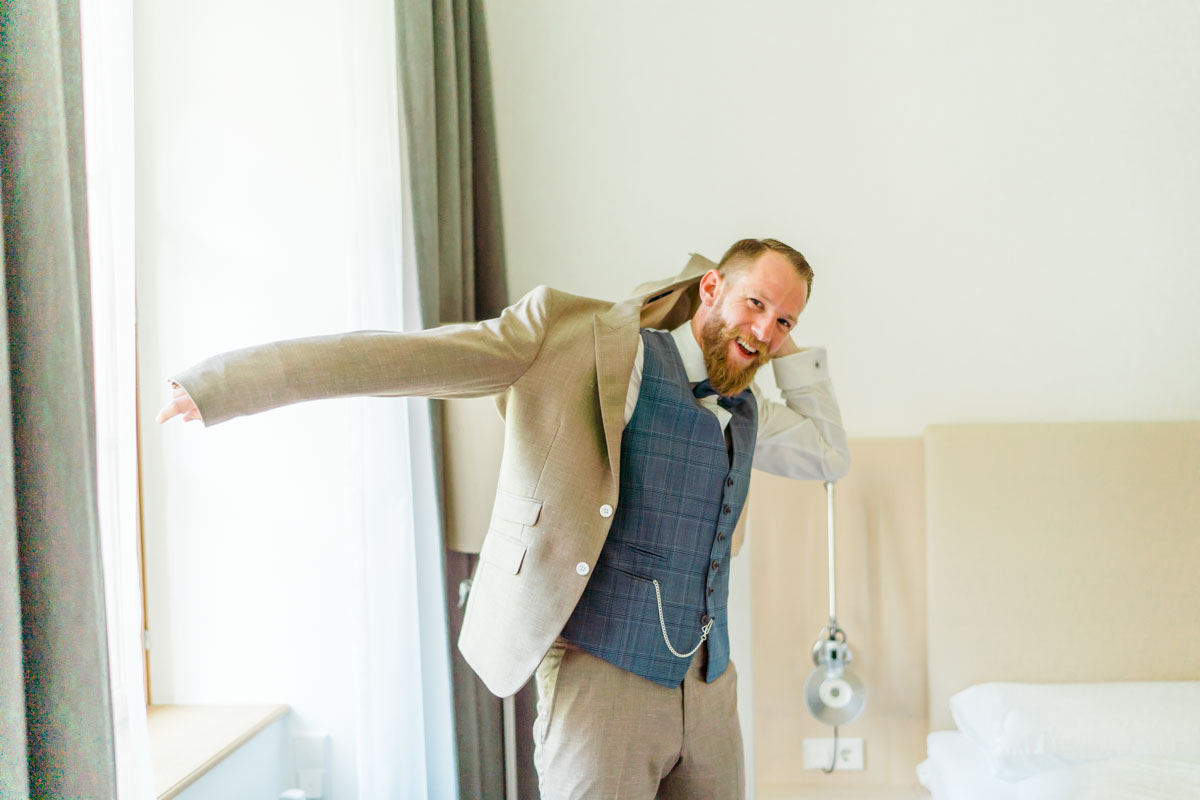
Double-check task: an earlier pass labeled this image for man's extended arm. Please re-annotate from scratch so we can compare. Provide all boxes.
[750,346,850,481]
[161,286,554,426]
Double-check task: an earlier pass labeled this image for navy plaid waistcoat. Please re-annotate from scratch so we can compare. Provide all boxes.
[560,328,757,687]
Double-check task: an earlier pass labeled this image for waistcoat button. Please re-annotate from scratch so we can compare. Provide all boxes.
[712,560,720,572]
[575,562,590,576]
[723,505,731,515]
[599,504,614,518]
[700,613,710,625]
[726,477,734,487]
[718,532,726,542]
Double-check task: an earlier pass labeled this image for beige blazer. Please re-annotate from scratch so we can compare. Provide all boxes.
[176,255,716,697]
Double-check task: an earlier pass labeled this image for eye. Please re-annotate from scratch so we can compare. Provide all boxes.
[749,298,764,309]
[778,319,792,330]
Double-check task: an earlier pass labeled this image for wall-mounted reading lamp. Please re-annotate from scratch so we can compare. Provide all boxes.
[803,481,866,771]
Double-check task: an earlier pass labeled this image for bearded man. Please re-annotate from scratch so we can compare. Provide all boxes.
[159,237,850,799]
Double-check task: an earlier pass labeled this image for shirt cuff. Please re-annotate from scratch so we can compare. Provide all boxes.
[770,346,829,388]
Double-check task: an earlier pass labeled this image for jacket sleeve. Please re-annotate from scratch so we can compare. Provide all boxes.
[750,346,851,481]
[171,286,554,426]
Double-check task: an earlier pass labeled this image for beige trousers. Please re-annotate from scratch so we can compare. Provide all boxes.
[532,639,745,800]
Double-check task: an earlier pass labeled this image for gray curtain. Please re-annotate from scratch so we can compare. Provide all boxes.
[396,0,507,328]
[393,1,532,798]
[0,0,118,798]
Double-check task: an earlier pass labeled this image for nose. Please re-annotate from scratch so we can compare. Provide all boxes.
[750,317,771,344]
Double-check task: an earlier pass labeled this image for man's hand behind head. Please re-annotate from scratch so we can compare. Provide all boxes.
[773,336,800,358]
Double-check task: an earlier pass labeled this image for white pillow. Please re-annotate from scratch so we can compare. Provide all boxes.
[916,757,946,800]
[918,730,1200,800]
[949,681,1200,780]
[920,730,1020,800]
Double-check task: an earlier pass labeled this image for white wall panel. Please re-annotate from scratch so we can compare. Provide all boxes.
[483,0,1200,436]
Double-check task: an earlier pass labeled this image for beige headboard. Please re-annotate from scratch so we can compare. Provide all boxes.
[924,422,1200,730]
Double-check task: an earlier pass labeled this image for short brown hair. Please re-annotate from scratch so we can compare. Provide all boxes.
[717,238,814,302]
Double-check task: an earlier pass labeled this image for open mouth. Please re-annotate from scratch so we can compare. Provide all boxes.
[733,336,760,360]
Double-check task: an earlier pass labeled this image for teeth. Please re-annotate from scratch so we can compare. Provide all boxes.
[735,337,758,354]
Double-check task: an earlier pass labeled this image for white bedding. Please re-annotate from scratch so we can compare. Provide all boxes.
[950,682,1200,779]
[918,731,1200,800]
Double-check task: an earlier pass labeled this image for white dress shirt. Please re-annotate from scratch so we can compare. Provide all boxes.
[623,323,850,480]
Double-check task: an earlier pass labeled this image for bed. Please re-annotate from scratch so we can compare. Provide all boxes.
[918,422,1200,799]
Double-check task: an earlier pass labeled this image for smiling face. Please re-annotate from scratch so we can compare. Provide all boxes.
[692,250,809,396]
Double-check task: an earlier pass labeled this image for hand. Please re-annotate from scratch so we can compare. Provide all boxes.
[773,335,800,358]
[156,383,203,424]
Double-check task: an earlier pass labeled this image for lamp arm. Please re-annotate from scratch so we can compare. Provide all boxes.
[825,480,837,625]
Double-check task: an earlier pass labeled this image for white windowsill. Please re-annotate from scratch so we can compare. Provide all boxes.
[147,704,289,799]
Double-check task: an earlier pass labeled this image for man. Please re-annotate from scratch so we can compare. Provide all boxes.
[158,238,850,798]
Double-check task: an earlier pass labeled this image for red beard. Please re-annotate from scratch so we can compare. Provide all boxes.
[699,314,770,397]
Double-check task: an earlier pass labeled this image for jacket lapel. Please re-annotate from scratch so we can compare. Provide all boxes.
[592,253,717,473]
[593,300,640,473]
[632,253,715,331]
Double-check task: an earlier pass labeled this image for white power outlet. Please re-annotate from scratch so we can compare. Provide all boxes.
[294,732,330,799]
[299,768,324,798]
[802,737,865,771]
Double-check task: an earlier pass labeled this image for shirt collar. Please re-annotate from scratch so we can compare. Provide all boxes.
[670,322,708,384]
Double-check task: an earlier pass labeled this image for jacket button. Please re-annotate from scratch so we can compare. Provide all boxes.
[576,562,590,576]
[712,560,720,572]
[726,477,734,487]
[700,613,710,625]
[723,505,731,515]
[717,532,726,542]
[707,586,714,596]
[599,504,614,518]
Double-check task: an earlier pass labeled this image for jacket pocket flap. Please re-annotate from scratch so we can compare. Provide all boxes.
[492,490,543,526]
[479,532,527,575]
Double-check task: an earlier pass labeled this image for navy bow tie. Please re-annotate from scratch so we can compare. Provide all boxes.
[692,380,746,409]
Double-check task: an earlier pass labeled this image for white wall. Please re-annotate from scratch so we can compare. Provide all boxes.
[482,0,1200,437]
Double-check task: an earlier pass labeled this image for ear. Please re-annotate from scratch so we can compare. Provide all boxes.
[697,269,722,308]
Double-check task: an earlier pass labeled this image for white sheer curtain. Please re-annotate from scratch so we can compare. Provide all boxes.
[80,0,154,796]
[344,0,458,795]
